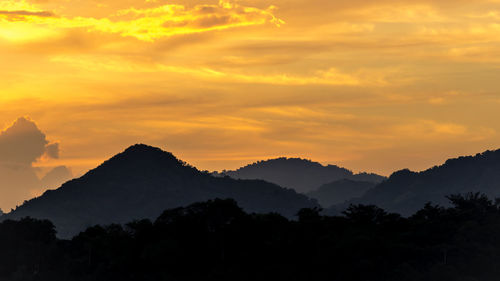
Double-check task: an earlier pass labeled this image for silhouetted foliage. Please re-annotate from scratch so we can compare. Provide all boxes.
[4,195,500,280]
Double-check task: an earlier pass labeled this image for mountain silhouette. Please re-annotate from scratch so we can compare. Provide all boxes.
[307,179,377,207]
[339,149,500,216]
[219,158,385,193]
[3,144,318,238]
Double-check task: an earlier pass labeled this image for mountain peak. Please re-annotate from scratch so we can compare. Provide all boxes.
[221,157,385,193]
[344,148,500,216]
[5,143,317,238]
[119,144,175,160]
[75,144,197,183]
[122,143,164,154]
[102,144,188,169]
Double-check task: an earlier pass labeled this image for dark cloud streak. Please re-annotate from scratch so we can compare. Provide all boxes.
[0,10,56,17]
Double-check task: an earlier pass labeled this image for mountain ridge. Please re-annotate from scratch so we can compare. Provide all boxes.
[218,157,385,193]
[338,149,500,216]
[4,144,318,238]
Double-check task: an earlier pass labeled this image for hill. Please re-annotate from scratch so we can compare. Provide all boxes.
[341,149,500,216]
[219,158,385,193]
[307,179,377,207]
[3,144,318,238]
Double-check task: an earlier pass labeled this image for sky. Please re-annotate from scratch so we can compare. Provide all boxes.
[2,0,500,210]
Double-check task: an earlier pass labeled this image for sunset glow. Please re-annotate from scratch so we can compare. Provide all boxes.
[2,0,500,209]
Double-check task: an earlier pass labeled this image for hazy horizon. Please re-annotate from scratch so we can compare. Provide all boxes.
[0,115,496,211]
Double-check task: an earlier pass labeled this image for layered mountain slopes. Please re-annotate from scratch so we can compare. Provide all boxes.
[220,158,385,193]
[307,179,377,207]
[4,144,317,238]
[343,149,500,216]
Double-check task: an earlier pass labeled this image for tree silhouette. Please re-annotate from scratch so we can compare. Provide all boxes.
[4,195,500,280]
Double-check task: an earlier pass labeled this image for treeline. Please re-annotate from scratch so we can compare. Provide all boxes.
[2,193,500,281]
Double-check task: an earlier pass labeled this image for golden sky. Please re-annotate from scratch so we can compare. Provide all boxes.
[2,0,500,209]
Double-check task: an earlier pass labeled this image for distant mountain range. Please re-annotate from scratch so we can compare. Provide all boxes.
[6,144,500,237]
[337,149,500,216]
[307,179,377,207]
[3,145,318,238]
[217,158,386,193]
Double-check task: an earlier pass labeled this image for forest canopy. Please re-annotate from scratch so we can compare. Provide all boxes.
[1,193,499,281]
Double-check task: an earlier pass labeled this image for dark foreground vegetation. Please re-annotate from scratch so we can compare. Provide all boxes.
[2,193,500,281]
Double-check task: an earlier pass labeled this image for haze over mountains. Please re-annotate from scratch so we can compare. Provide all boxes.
[5,142,500,238]
[339,149,500,216]
[307,179,377,207]
[3,145,317,238]
[218,158,386,194]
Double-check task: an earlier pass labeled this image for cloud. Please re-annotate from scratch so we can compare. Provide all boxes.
[0,0,56,21]
[395,120,468,137]
[0,0,283,42]
[340,4,447,23]
[0,117,71,211]
[0,9,55,18]
[45,142,60,159]
[50,54,393,86]
[0,117,49,165]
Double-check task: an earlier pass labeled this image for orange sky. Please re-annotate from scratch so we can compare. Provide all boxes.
[2,0,500,209]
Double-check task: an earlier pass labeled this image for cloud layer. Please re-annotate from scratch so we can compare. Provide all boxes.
[0,0,283,41]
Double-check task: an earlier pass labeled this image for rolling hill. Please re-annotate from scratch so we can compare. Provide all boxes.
[219,158,385,193]
[3,144,318,238]
[340,149,500,216]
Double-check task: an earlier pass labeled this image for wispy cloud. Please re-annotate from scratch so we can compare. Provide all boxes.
[0,9,55,19]
[0,0,283,41]
[2,0,500,179]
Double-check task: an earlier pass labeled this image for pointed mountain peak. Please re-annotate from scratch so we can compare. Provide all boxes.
[123,143,164,153]
[83,144,197,180]
[121,143,172,157]
[112,144,179,162]
[5,143,317,238]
